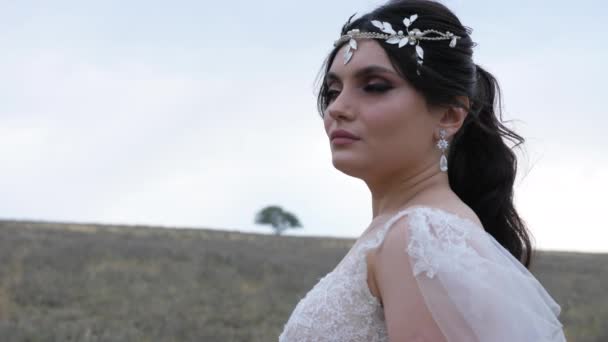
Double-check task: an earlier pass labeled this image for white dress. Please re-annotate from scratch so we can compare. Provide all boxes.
[278,206,566,342]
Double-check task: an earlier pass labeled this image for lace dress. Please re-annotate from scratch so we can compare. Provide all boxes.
[278,206,566,342]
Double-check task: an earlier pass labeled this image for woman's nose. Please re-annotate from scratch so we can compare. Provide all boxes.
[326,91,355,121]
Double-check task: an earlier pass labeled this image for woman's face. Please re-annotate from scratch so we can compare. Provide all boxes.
[323,39,441,180]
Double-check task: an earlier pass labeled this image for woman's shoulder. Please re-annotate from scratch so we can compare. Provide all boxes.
[367,204,566,341]
[380,203,485,239]
[357,203,485,256]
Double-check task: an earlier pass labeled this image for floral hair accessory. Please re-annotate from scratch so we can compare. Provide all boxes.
[334,14,461,75]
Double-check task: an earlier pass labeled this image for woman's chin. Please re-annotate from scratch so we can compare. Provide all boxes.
[331,156,365,177]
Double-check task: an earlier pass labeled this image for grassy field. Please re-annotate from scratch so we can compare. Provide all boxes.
[0,219,606,341]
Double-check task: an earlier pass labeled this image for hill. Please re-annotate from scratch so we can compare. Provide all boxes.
[0,219,606,341]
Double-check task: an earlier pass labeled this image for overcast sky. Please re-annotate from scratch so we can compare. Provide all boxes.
[1,0,606,253]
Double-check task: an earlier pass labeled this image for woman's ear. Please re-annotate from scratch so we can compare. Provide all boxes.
[435,96,469,140]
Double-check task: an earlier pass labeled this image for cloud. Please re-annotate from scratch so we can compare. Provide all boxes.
[1,0,606,253]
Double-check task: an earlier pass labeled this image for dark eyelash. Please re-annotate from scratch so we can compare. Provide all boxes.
[326,89,339,102]
[364,83,392,92]
[324,83,392,106]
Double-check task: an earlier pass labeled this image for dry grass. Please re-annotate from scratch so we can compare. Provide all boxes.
[0,219,606,342]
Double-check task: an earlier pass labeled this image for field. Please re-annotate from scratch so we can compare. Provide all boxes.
[0,219,606,341]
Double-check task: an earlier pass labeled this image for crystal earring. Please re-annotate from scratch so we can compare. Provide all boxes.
[437,129,449,172]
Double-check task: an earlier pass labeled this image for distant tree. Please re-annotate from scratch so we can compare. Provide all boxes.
[254,205,302,235]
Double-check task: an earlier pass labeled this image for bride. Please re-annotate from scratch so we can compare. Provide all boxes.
[279,0,566,341]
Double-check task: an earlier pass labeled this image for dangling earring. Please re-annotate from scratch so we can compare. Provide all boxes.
[437,129,449,172]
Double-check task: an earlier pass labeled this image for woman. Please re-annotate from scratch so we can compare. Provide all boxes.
[279,0,566,341]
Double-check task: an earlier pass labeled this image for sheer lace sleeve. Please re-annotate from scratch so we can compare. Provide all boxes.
[372,206,566,342]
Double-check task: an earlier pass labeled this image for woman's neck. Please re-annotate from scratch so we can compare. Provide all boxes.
[367,163,449,219]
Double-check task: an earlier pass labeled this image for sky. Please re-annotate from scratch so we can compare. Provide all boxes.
[1,0,606,253]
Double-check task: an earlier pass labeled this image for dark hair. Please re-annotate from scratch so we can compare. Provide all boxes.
[316,0,535,268]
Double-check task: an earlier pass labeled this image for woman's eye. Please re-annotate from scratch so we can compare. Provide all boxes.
[364,83,392,93]
[325,83,390,105]
[326,89,340,102]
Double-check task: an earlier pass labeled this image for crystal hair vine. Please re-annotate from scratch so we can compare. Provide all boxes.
[333,14,461,75]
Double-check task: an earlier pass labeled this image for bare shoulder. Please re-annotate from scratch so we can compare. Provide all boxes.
[365,214,412,302]
[369,216,415,302]
[441,203,483,229]
[412,198,484,230]
[366,215,447,341]
[365,214,416,308]
[364,198,482,296]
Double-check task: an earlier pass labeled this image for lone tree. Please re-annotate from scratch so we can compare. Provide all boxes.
[255,205,302,235]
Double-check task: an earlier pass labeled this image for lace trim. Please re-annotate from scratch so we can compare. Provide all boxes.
[278,206,487,341]
[279,206,566,341]
[358,206,486,280]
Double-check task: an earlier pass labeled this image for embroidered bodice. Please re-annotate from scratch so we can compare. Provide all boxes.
[278,206,566,342]
[278,213,393,342]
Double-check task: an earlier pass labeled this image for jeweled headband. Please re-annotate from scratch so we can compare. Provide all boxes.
[333,14,461,75]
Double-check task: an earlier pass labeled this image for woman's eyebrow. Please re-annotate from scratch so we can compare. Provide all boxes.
[325,65,398,85]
